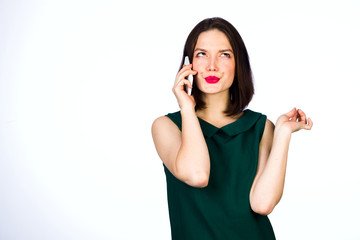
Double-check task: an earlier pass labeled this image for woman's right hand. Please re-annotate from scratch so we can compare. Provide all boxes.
[172,64,198,111]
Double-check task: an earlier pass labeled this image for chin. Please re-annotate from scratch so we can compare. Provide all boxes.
[199,87,228,95]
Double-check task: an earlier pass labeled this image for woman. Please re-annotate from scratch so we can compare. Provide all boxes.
[152,17,312,240]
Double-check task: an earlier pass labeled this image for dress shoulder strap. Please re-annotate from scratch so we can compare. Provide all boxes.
[166,111,182,131]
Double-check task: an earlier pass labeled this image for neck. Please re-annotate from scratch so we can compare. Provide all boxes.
[197,91,230,119]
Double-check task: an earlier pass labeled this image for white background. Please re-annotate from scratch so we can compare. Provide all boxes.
[1,0,360,239]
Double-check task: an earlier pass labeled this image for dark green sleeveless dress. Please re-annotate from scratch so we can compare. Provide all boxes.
[164,109,276,240]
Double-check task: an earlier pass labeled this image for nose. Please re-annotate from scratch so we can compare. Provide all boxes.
[207,56,218,71]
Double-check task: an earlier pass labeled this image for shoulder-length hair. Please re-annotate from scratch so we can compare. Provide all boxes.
[180,17,254,117]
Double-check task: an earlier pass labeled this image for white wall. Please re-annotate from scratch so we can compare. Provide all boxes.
[1,0,359,239]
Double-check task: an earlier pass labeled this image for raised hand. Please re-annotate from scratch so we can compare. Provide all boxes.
[172,64,197,111]
[276,108,313,133]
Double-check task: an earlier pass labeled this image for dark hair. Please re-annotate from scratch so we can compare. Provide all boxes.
[180,17,254,117]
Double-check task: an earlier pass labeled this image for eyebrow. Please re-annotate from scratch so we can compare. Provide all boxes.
[194,48,233,53]
[219,49,233,53]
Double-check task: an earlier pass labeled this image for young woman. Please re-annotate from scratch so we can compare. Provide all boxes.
[152,17,313,240]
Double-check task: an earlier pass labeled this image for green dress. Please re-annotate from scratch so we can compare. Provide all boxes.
[164,109,276,240]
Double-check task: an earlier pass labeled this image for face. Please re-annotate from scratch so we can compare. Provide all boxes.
[192,29,235,95]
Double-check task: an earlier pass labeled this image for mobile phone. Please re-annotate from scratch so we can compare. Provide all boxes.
[184,56,193,95]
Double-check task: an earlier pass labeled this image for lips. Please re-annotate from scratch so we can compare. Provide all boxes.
[205,76,220,84]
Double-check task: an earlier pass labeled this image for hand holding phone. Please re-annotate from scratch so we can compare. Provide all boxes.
[184,56,193,96]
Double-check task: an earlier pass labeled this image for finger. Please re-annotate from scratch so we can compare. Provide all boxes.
[190,69,198,75]
[174,78,186,89]
[177,64,193,77]
[174,65,191,82]
[284,108,297,121]
[174,68,196,85]
[304,117,313,130]
[181,79,193,89]
[180,64,197,77]
[297,109,307,123]
[284,108,296,117]
[174,79,192,93]
[293,110,300,122]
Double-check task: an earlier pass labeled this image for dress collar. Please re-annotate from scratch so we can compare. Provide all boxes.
[197,109,262,138]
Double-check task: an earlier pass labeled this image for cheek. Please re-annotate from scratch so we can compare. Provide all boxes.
[192,57,209,70]
[192,61,204,73]
[223,64,235,86]
[224,64,235,78]
[223,61,235,71]
[225,79,234,88]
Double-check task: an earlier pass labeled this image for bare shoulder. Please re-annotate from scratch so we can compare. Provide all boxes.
[152,116,179,135]
[260,119,275,148]
[151,116,181,147]
[264,119,275,132]
[152,115,172,125]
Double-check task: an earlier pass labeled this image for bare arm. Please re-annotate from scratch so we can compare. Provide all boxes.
[151,64,210,188]
[250,108,313,215]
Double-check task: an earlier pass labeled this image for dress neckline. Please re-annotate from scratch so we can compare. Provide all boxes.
[196,110,247,129]
[166,109,264,138]
[196,109,263,138]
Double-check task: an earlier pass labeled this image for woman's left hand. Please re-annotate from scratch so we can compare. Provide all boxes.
[276,108,313,133]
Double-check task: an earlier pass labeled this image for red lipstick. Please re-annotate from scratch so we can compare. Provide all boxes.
[205,76,220,84]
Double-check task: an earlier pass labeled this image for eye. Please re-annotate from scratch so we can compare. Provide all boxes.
[196,52,206,57]
[221,52,231,58]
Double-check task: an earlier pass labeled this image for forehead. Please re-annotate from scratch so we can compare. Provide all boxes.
[195,29,232,50]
